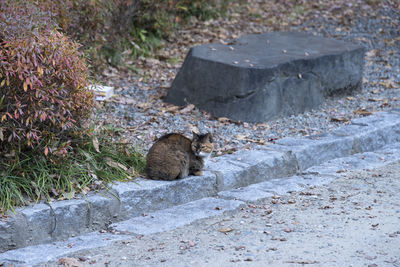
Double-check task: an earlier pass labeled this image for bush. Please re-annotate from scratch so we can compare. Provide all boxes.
[35,0,123,69]
[0,1,146,213]
[0,0,94,158]
[31,0,227,69]
[133,0,225,36]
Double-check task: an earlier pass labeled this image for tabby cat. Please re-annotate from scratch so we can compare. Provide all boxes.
[145,132,213,180]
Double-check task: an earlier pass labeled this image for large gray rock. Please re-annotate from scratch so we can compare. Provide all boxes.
[165,32,365,122]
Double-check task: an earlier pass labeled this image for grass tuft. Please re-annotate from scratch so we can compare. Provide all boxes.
[0,126,146,214]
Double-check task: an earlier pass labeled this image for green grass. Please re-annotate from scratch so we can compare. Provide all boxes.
[0,128,146,214]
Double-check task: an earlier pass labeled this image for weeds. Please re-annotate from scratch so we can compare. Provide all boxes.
[0,126,146,213]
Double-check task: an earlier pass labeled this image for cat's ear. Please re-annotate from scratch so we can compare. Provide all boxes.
[207,133,213,143]
[192,131,199,140]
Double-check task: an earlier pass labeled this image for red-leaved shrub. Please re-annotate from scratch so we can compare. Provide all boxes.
[0,0,94,158]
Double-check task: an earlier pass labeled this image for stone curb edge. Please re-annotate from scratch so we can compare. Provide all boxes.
[1,109,400,252]
[3,140,400,266]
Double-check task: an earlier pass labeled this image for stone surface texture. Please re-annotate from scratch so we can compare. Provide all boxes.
[111,197,244,235]
[111,172,218,219]
[165,32,365,122]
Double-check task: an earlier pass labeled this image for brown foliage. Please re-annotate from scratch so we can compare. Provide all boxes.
[0,0,94,156]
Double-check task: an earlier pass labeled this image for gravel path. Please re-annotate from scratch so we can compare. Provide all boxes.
[96,2,399,155]
[42,160,400,266]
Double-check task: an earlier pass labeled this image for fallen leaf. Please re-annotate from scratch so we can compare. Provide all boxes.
[286,260,319,264]
[145,58,161,66]
[92,136,100,153]
[83,186,90,194]
[218,117,230,123]
[365,49,377,58]
[58,257,83,267]
[137,102,152,111]
[299,191,315,196]
[379,78,399,89]
[105,157,128,171]
[235,134,249,141]
[114,96,136,105]
[4,150,15,158]
[62,190,75,200]
[368,98,384,102]
[353,108,373,116]
[256,123,270,129]
[331,116,349,122]
[180,104,195,113]
[166,105,180,113]
[78,256,87,262]
[218,227,233,233]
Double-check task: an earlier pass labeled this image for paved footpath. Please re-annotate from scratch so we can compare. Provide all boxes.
[40,157,400,266]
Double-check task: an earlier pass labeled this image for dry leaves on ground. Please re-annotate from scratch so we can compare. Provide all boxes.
[218,227,234,233]
[58,257,83,267]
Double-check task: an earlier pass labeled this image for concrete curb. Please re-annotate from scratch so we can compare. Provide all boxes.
[1,109,400,253]
[2,141,400,266]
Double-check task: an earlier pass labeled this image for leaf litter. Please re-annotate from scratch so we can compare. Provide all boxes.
[94,0,400,156]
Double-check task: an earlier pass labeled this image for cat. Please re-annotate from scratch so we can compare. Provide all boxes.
[145,132,213,181]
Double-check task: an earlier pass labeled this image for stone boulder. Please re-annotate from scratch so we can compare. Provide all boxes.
[165,32,366,122]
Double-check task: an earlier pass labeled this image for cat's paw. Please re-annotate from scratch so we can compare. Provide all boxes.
[193,171,203,176]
